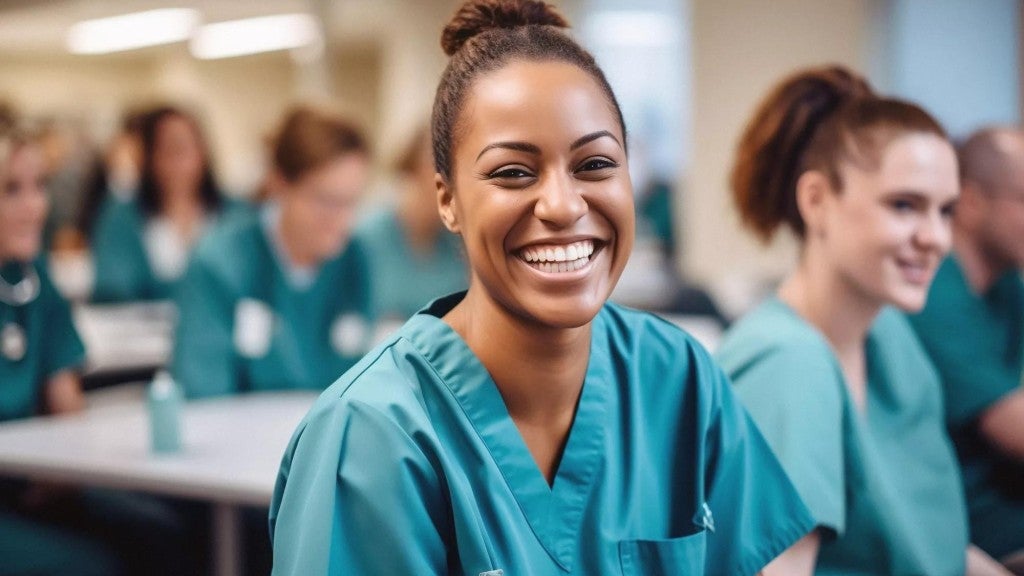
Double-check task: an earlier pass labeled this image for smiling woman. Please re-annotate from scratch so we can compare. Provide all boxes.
[714,66,987,576]
[268,1,814,574]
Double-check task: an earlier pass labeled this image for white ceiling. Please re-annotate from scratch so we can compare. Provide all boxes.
[0,0,411,55]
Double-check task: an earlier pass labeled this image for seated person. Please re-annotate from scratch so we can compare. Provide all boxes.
[172,105,374,398]
[716,65,1001,575]
[269,2,815,573]
[909,126,1024,571]
[355,126,467,328]
[0,127,197,576]
[91,105,236,302]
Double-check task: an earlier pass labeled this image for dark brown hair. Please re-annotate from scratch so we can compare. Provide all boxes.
[137,105,222,217]
[272,105,368,184]
[731,65,949,242]
[431,0,626,181]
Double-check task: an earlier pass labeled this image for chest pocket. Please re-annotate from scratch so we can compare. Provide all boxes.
[618,531,706,576]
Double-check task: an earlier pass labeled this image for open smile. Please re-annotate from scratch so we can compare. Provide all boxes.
[895,257,935,285]
[515,239,605,274]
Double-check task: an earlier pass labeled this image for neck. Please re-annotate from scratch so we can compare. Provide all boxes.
[779,255,879,411]
[160,186,201,212]
[445,284,590,425]
[952,226,1006,294]
[275,210,318,268]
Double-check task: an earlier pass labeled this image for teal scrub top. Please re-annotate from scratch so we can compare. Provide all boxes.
[354,209,467,321]
[717,298,968,575]
[909,256,1024,558]
[0,259,85,422]
[171,207,374,398]
[90,198,243,303]
[269,293,814,575]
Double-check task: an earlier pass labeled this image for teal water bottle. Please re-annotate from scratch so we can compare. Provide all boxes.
[147,370,183,454]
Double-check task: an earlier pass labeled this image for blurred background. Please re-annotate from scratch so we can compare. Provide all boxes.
[0,2,1019,574]
[0,0,1019,316]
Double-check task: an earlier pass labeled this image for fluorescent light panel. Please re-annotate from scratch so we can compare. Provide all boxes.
[190,14,320,60]
[67,8,200,54]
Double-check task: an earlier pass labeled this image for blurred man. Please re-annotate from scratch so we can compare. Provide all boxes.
[910,126,1024,571]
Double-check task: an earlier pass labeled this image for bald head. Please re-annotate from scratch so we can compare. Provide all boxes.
[958,126,1024,193]
[954,126,1024,281]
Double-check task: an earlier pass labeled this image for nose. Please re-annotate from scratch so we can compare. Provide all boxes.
[914,208,951,253]
[533,172,587,228]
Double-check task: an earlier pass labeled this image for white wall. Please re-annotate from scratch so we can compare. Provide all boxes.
[879,0,1020,138]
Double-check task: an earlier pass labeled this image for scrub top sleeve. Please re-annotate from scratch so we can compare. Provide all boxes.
[40,275,86,378]
[171,259,239,398]
[702,363,816,576]
[909,307,1020,427]
[270,400,449,575]
[728,343,845,537]
[696,358,815,573]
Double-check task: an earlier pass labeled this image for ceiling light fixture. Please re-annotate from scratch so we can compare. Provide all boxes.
[190,13,321,60]
[67,8,200,54]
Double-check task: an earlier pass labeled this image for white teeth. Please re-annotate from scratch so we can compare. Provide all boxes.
[529,254,591,274]
[519,240,595,263]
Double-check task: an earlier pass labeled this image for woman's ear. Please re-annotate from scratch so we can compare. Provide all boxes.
[795,170,831,238]
[436,174,460,233]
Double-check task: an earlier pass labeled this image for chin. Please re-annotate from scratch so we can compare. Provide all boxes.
[520,293,607,330]
[5,243,40,263]
[887,289,929,313]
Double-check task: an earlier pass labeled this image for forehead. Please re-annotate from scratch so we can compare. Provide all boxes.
[456,59,622,152]
[849,133,957,195]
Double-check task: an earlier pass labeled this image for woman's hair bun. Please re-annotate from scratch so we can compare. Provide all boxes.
[441,0,568,56]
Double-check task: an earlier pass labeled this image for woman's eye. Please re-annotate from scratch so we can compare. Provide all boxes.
[890,198,916,212]
[576,158,617,173]
[488,167,533,180]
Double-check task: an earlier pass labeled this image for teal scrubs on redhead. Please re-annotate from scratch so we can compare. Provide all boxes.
[0,259,121,575]
[909,256,1024,559]
[717,298,968,575]
[172,204,374,398]
[269,293,814,575]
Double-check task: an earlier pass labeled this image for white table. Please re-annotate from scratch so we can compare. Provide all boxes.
[0,387,317,576]
[73,302,176,377]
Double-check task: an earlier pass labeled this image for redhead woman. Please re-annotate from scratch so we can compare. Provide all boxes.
[716,66,1007,575]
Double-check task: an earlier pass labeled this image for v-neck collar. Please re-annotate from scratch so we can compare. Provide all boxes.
[405,293,612,571]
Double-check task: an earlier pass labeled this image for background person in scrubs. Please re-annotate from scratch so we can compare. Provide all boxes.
[354,126,467,329]
[173,106,373,575]
[909,126,1024,572]
[715,66,1006,575]
[172,105,373,398]
[91,105,232,302]
[269,1,815,574]
[0,127,197,576]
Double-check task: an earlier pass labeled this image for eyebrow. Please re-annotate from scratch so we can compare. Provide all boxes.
[474,130,621,162]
